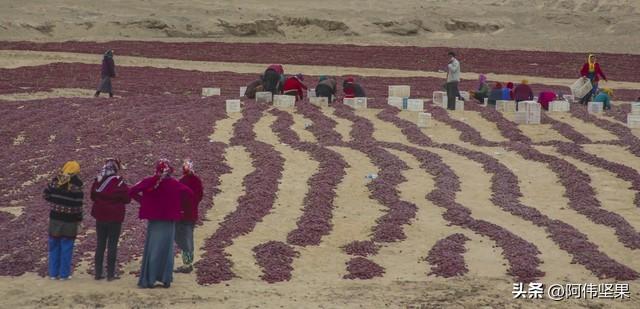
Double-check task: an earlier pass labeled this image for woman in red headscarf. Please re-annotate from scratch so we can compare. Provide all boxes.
[174,159,203,274]
[129,159,194,288]
[342,77,366,99]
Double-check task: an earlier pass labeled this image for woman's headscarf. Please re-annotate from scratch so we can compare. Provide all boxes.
[506,82,514,89]
[154,158,174,189]
[97,158,121,182]
[182,158,194,176]
[493,82,503,90]
[295,73,304,82]
[57,161,80,189]
[478,74,487,89]
[521,79,529,85]
[588,54,595,73]
[104,49,114,59]
[318,75,327,82]
[601,88,613,97]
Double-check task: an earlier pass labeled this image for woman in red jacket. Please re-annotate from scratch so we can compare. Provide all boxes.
[174,159,203,274]
[129,159,194,288]
[579,54,608,105]
[282,74,307,101]
[90,158,130,281]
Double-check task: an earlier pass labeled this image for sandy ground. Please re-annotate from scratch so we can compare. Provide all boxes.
[1,0,639,54]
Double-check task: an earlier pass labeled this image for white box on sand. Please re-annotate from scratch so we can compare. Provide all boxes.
[310,97,329,108]
[455,100,464,111]
[627,114,640,128]
[273,95,295,108]
[459,91,470,101]
[345,97,367,109]
[514,111,527,124]
[407,99,424,111]
[483,97,488,107]
[255,91,273,103]
[240,87,247,97]
[226,100,241,113]
[433,91,446,106]
[521,101,541,124]
[548,100,570,112]
[570,78,592,99]
[388,97,403,109]
[588,101,603,114]
[389,85,410,98]
[202,88,221,97]
[496,100,516,112]
[417,112,432,128]
[307,88,316,98]
[562,94,574,103]
[631,102,640,115]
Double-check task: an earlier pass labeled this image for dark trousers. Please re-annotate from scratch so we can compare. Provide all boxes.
[95,221,122,278]
[446,81,460,110]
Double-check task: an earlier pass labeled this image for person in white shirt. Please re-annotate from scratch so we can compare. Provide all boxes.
[445,51,461,110]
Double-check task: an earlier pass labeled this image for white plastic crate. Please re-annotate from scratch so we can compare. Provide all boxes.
[483,97,488,107]
[273,95,295,108]
[570,78,592,99]
[588,101,603,114]
[240,87,247,97]
[548,100,570,112]
[417,112,432,128]
[310,97,329,108]
[562,94,574,103]
[627,114,640,128]
[387,97,403,109]
[307,88,316,98]
[201,87,221,97]
[255,91,273,103]
[522,101,541,124]
[407,99,424,111]
[459,91,470,101]
[389,85,410,98]
[353,97,368,109]
[513,111,527,124]
[225,100,241,113]
[433,91,446,106]
[496,100,516,112]
[455,100,464,111]
[631,102,640,115]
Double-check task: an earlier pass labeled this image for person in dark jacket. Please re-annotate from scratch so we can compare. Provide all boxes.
[90,158,131,281]
[579,54,608,105]
[95,50,116,98]
[129,159,194,288]
[262,64,284,95]
[514,79,534,103]
[174,159,203,274]
[244,78,264,99]
[471,74,489,103]
[487,82,504,106]
[342,77,366,98]
[282,74,308,101]
[315,76,337,102]
[44,161,84,280]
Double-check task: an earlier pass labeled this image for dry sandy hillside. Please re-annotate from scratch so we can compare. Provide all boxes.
[1,0,639,54]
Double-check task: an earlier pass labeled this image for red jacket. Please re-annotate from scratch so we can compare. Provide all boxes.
[179,174,203,222]
[580,63,607,82]
[90,176,131,222]
[129,176,194,221]
[282,77,307,100]
[538,91,557,110]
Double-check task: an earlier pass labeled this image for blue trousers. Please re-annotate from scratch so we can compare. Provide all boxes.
[48,236,75,278]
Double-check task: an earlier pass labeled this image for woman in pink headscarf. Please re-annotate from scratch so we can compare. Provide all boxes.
[129,159,194,288]
[471,74,490,103]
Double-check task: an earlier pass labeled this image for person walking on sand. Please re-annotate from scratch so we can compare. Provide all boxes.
[90,158,131,281]
[129,159,194,288]
[175,159,203,274]
[445,51,461,110]
[95,50,116,98]
[44,161,84,281]
[579,54,607,105]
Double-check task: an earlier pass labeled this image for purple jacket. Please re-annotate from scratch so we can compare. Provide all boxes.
[101,57,116,78]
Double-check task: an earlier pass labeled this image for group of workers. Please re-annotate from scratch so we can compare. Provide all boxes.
[244,64,366,102]
[45,159,202,289]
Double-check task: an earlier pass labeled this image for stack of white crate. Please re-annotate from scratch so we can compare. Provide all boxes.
[307,88,316,98]
[513,111,527,124]
[388,97,403,109]
[225,100,241,113]
[548,100,570,112]
[344,97,367,109]
[459,91,470,101]
[273,95,295,108]
[515,101,541,124]
[433,91,446,108]
[389,85,410,98]
[417,112,432,128]
[201,88,221,97]
[455,99,464,111]
[588,101,603,114]
[627,103,640,128]
[310,97,329,108]
[255,91,273,103]
[406,99,424,111]
[239,87,247,97]
[496,100,516,112]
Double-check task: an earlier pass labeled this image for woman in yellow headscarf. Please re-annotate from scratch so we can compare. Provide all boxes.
[579,54,608,105]
[44,161,84,280]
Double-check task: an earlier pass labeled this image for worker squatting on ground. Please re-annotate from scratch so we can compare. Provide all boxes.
[315,76,337,102]
[283,73,308,101]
